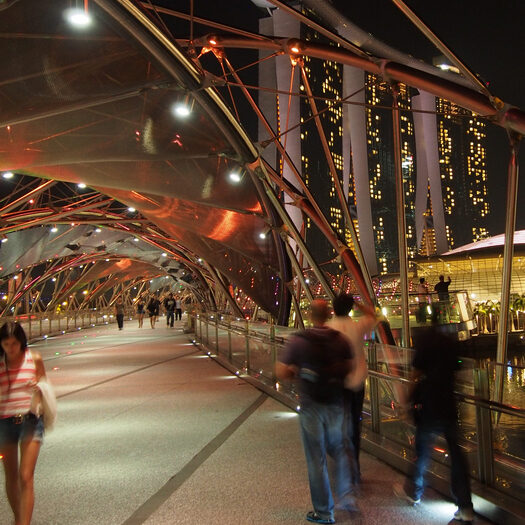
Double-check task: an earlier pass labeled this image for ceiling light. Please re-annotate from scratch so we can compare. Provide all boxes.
[2,171,14,179]
[133,237,139,242]
[259,232,267,240]
[1,237,7,243]
[229,172,241,183]
[50,226,58,233]
[77,183,86,189]
[173,103,191,117]
[65,8,92,28]
[161,253,167,257]
[95,228,102,233]
[127,207,136,213]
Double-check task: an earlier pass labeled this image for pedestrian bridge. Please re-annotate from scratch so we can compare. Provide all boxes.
[0,319,497,525]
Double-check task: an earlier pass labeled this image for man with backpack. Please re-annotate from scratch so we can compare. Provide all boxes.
[276,300,356,524]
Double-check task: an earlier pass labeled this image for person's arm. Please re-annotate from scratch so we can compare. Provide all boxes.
[32,352,47,382]
[275,361,298,380]
[447,276,451,283]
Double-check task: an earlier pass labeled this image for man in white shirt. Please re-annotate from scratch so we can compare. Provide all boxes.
[327,294,378,480]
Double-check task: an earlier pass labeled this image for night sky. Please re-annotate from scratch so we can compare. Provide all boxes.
[158,0,525,235]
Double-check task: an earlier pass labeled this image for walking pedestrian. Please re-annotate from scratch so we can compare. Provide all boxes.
[276,300,357,524]
[175,295,183,321]
[164,293,176,328]
[147,295,160,329]
[327,294,377,481]
[0,322,54,525]
[115,297,125,330]
[395,311,474,522]
[136,296,145,328]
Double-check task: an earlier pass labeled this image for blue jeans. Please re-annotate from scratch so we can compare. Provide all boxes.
[299,399,354,521]
[166,311,174,326]
[410,418,472,509]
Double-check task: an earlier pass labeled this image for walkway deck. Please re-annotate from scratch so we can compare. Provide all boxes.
[0,320,493,524]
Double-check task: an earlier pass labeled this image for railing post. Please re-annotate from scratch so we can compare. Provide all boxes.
[473,368,494,485]
[270,317,276,383]
[205,315,209,346]
[368,343,381,433]
[227,317,232,362]
[245,319,250,372]
[215,314,219,353]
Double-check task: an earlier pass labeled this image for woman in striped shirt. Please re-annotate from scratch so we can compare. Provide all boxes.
[0,322,47,525]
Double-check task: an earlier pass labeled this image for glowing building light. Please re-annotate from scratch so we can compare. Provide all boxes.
[2,171,14,179]
[77,183,87,189]
[127,207,136,213]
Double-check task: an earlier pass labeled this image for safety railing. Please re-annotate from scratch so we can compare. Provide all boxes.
[0,307,133,341]
[189,312,525,509]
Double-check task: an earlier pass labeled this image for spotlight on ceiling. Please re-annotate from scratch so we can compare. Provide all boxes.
[229,172,241,183]
[127,207,136,213]
[173,103,191,118]
[77,183,87,189]
[50,226,58,233]
[2,171,14,179]
[65,8,92,28]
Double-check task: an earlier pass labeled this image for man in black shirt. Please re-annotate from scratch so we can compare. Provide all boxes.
[434,275,452,323]
[434,274,452,301]
[398,314,473,522]
[164,293,176,327]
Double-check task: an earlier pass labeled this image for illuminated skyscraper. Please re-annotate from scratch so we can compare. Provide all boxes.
[258,7,490,278]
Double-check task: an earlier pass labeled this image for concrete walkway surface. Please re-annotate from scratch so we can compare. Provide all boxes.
[0,320,493,524]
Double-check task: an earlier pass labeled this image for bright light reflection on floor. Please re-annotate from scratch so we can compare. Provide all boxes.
[273,411,298,419]
[423,500,457,521]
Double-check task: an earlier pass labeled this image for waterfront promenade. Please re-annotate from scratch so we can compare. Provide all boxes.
[0,321,492,524]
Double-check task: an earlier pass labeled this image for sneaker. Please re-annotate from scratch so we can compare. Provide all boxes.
[335,493,358,513]
[306,511,335,524]
[453,507,474,522]
[393,483,421,505]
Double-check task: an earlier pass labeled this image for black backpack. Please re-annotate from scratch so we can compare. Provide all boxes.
[295,331,348,403]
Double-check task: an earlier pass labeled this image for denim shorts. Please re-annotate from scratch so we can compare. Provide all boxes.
[0,414,44,448]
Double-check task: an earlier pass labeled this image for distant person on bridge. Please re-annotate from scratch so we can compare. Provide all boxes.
[0,322,52,525]
[147,295,161,329]
[276,300,357,524]
[416,277,430,323]
[434,275,452,323]
[164,293,176,328]
[327,294,377,482]
[434,275,452,301]
[136,296,145,328]
[175,295,183,321]
[115,297,125,330]
[395,311,474,523]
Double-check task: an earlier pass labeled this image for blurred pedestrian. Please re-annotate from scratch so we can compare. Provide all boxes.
[175,295,183,321]
[396,311,474,523]
[276,300,357,524]
[164,293,176,328]
[416,277,429,323]
[0,322,54,525]
[136,296,145,328]
[115,297,125,330]
[147,295,160,329]
[434,275,452,322]
[327,294,377,481]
